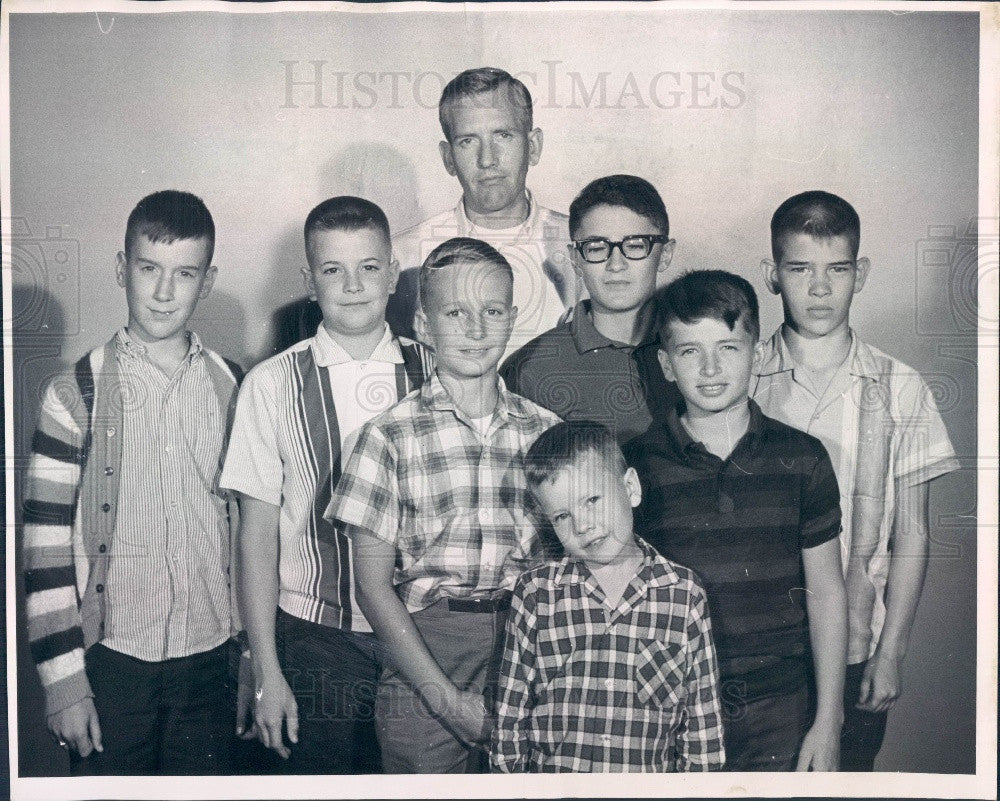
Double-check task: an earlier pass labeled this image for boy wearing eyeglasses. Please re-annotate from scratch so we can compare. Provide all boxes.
[500,174,681,444]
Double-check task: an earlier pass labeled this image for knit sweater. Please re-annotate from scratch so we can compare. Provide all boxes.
[22,335,242,716]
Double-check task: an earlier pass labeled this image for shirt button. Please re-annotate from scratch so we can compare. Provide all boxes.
[604,678,614,689]
[479,509,492,524]
[164,445,172,453]
[104,466,114,476]
[170,501,178,507]
[98,544,107,553]
[601,734,612,744]
[106,427,115,437]
[101,503,111,512]
[95,583,104,593]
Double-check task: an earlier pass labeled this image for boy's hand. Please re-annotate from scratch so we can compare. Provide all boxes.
[235,650,257,740]
[795,719,840,771]
[447,688,492,747]
[253,669,298,759]
[856,651,902,713]
[48,698,103,758]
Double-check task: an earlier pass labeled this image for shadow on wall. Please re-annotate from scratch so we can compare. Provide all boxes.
[190,290,250,371]
[269,141,426,357]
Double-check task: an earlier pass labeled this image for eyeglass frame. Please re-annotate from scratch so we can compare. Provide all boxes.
[571,234,671,264]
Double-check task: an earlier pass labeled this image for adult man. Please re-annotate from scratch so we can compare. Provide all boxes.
[388,67,576,358]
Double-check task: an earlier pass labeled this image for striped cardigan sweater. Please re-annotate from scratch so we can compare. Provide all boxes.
[22,336,242,717]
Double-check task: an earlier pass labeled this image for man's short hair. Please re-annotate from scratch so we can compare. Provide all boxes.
[656,270,760,345]
[524,420,627,489]
[770,190,860,263]
[303,196,391,250]
[418,236,513,311]
[125,190,215,261]
[568,175,669,239]
[438,67,534,142]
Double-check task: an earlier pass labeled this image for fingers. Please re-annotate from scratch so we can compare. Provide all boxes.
[88,710,104,754]
[286,702,299,746]
[794,745,812,772]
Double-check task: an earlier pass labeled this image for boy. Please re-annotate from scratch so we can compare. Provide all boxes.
[492,420,726,773]
[22,190,243,774]
[625,270,848,771]
[219,197,432,773]
[326,237,560,773]
[501,174,680,444]
[753,191,959,771]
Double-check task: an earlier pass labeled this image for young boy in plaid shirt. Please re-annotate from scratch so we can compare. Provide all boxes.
[326,237,560,773]
[491,421,725,773]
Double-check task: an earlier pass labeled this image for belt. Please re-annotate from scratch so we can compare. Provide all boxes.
[445,593,512,613]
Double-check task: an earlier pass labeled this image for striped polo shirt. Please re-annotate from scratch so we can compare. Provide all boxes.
[219,324,432,631]
[625,399,841,700]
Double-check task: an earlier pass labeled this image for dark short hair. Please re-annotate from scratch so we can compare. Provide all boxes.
[568,174,669,239]
[418,236,513,311]
[656,270,760,345]
[438,67,534,142]
[125,190,215,261]
[303,196,391,253]
[524,420,627,489]
[770,190,860,263]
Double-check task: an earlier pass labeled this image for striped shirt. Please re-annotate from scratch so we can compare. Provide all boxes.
[752,328,960,663]
[492,539,725,773]
[219,324,432,631]
[103,329,233,661]
[326,372,561,612]
[625,400,842,700]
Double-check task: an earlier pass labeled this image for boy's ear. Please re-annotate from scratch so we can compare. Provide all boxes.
[527,128,543,167]
[301,265,318,301]
[388,256,401,294]
[414,307,429,345]
[854,257,871,293]
[761,258,781,294]
[656,348,676,382]
[568,243,584,277]
[115,251,127,287]
[198,265,218,300]
[657,238,676,273]
[753,339,766,371]
[623,466,642,508]
[439,140,457,177]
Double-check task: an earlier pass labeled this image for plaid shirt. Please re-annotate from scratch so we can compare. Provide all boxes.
[326,371,560,612]
[491,539,725,773]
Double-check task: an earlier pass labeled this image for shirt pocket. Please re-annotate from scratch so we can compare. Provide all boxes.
[634,638,686,708]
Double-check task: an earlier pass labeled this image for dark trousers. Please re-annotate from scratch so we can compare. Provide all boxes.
[839,659,889,771]
[274,608,383,774]
[70,642,231,776]
[721,679,810,772]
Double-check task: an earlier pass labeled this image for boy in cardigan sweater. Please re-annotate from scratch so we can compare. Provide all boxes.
[22,191,243,775]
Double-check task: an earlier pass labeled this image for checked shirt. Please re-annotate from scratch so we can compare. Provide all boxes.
[326,371,560,612]
[491,539,725,773]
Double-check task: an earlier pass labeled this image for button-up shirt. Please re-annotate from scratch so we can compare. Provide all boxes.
[326,372,560,612]
[752,328,959,663]
[103,328,231,661]
[491,539,725,773]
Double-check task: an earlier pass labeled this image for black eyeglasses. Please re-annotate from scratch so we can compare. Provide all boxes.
[572,235,669,263]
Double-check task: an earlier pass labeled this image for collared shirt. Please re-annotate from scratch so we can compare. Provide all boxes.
[752,328,959,663]
[491,539,725,773]
[326,371,560,612]
[220,324,432,631]
[103,328,231,661]
[624,400,841,699]
[391,191,575,359]
[500,299,681,444]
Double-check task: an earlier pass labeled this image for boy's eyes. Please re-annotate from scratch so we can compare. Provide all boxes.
[363,263,381,272]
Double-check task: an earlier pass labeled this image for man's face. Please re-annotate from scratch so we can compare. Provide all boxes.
[763,233,868,340]
[416,259,517,380]
[570,204,674,318]
[303,226,399,342]
[439,90,541,221]
[658,316,760,420]
[116,233,215,348]
[532,450,642,567]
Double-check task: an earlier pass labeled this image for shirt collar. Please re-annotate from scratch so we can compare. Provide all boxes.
[115,326,202,363]
[553,537,679,589]
[664,397,767,461]
[455,189,538,239]
[418,370,528,421]
[568,300,658,354]
[758,326,880,382]
[311,322,402,367]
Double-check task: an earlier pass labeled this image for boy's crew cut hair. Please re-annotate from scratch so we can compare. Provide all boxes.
[568,175,669,239]
[657,269,760,344]
[418,236,513,309]
[438,67,534,142]
[125,190,215,261]
[303,195,391,247]
[524,420,628,488]
[770,190,861,263]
